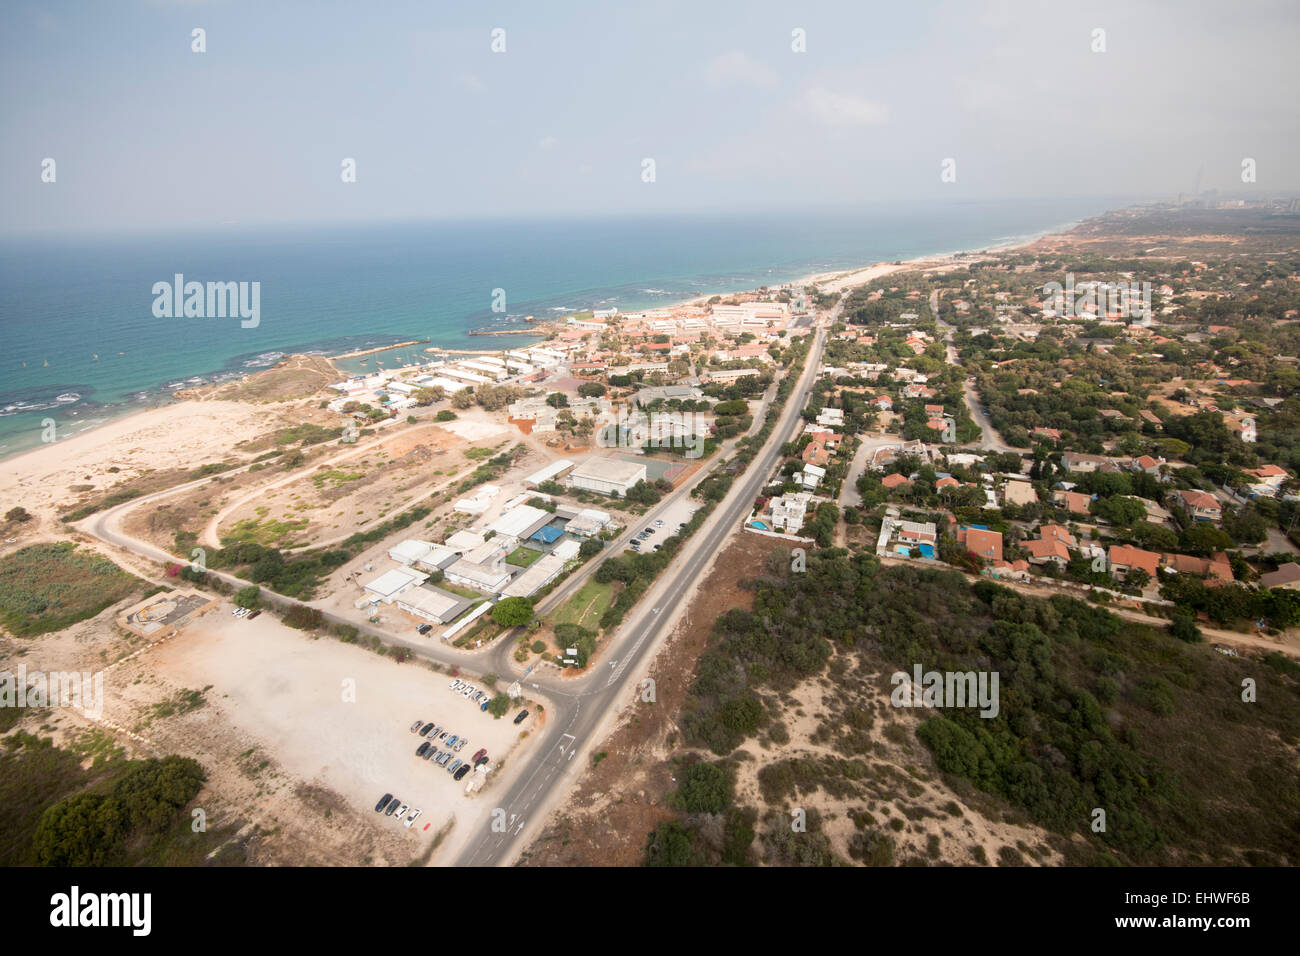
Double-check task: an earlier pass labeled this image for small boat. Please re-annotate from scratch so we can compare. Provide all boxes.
[55,393,81,403]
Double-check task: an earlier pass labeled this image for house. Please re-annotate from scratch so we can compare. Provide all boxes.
[1002,480,1039,507]
[1131,454,1163,474]
[1108,545,1160,581]
[1038,524,1078,548]
[871,395,893,411]
[768,492,812,532]
[1169,489,1222,522]
[935,476,960,491]
[1061,452,1114,473]
[1244,464,1289,495]
[1023,536,1071,568]
[1053,489,1092,515]
[1033,427,1062,441]
[1160,552,1234,585]
[815,408,845,427]
[795,464,826,489]
[958,526,1004,563]
[881,473,911,490]
[801,441,830,467]
[1259,562,1300,591]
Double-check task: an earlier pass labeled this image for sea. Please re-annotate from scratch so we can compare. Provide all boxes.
[0,197,1127,460]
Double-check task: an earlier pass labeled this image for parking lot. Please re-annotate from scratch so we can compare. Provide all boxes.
[150,607,539,857]
[625,497,698,553]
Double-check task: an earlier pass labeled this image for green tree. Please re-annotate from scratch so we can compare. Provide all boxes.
[491,596,534,627]
[486,693,510,718]
[233,585,261,609]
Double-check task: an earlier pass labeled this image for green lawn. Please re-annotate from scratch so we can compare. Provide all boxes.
[549,579,615,632]
[507,547,542,568]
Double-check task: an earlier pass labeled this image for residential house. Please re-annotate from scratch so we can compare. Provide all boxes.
[958,526,1004,563]
[1169,489,1222,522]
[1108,545,1160,581]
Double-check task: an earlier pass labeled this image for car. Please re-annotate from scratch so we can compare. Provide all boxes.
[461,686,475,698]
[403,808,421,828]
[393,803,409,819]
[423,747,437,761]
[417,623,432,635]
[471,691,483,703]
[375,793,394,813]
[419,722,435,736]
[643,527,654,534]
[446,735,459,748]
[438,730,449,741]
[437,752,452,766]
[654,519,664,527]
[513,710,529,725]
[651,545,660,552]
[448,759,462,774]
[472,748,487,762]
[479,699,489,712]
[384,798,401,816]
[410,719,423,733]
[453,739,466,752]
[453,765,470,781]
[474,755,489,768]
[416,741,431,757]
[428,725,442,738]
[449,679,462,690]
[247,610,261,619]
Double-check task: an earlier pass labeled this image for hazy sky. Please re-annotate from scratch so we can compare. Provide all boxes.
[2,0,1297,235]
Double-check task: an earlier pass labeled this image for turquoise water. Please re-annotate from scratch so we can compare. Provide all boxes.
[0,198,1126,459]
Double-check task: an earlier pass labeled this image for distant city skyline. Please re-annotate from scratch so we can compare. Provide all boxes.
[2,0,1297,235]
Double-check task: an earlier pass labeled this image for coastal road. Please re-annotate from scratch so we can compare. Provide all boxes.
[455,318,830,866]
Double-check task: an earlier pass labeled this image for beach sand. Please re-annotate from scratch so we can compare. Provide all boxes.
[0,400,287,525]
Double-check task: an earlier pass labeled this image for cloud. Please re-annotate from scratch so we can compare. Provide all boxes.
[804,87,888,127]
[456,73,486,93]
[705,51,779,90]
[538,135,558,150]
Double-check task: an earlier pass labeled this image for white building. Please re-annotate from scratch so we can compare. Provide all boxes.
[363,566,428,604]
[568,458,648,497]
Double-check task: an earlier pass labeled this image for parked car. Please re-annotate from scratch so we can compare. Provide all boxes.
[513,710,529,725]
[474,755,489,768]
[416,741,431,757]
[417,623,432,635]
[448,759,462,774]
[384,798,401,816]
[446,735,459,748]
[453,738,467,752]
[449,679,462,690]
[419,722,435,736]
[643,527,654,534]
[453,765,471,781]
[403,808,421,828]
[423,747,437,761]
[479,699,489,712]
[410,720,423,733]
[471,691,483,703]
[654,520,664,527]
[437,752,452,766]
[461,685,475,698]
[247,610,261,619]
[375,793,394,813]
[428,726,442,739]
[393,803,409,819]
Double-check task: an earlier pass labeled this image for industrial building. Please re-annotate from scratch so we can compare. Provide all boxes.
[568,458,647,497]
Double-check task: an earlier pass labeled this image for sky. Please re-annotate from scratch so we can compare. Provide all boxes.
[1,0,1297,235]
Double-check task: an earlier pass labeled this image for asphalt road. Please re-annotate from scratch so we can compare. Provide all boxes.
[454,318,830,866]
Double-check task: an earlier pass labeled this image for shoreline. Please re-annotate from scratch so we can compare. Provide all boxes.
[0,212,1100,467]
